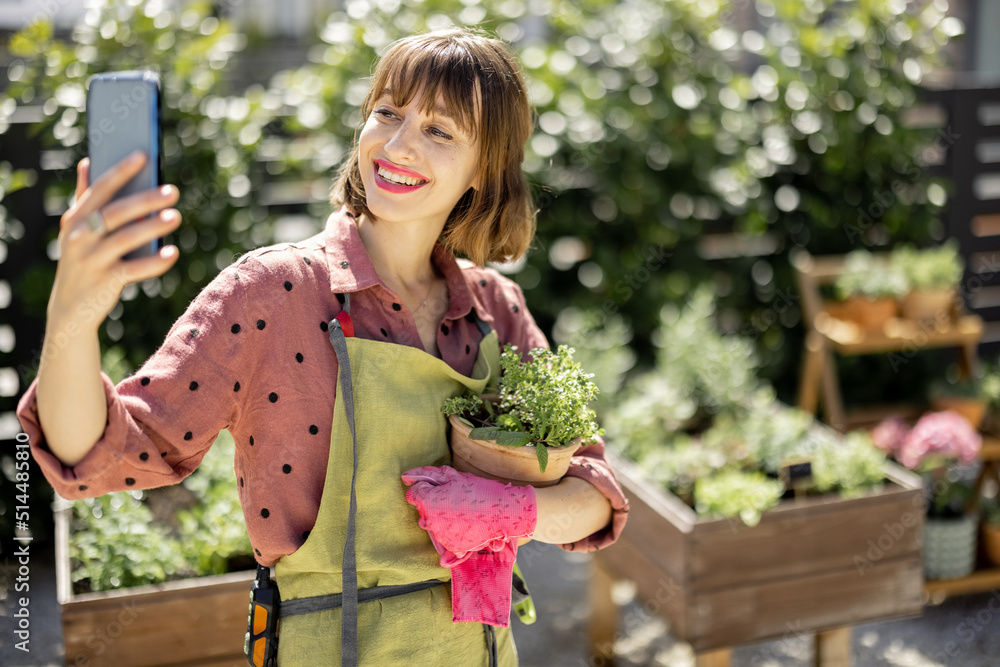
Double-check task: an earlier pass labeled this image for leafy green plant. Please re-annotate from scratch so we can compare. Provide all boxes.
[834,250,908,300]
[69,430,251,593]
[891,240,964,291]
[694,469,785,528]
[811,430,887,498]
[442,344,603,472]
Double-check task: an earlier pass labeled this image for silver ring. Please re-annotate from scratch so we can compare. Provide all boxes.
[83,210,107,235]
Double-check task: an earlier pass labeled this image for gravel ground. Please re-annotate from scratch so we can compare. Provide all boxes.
[3,539,999,666]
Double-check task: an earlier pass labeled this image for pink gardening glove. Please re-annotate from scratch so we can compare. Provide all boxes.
[401,465,537,557]
[449,542,519,627]
[402,465,537,626]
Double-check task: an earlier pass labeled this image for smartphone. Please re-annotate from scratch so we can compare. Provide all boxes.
[86,70,163,259]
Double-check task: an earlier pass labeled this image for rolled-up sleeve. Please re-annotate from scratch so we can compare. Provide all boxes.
[16,264,254,499]
[494,279,630,552]
[559,434,630,552]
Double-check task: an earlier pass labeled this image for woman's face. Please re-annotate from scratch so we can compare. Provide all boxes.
[358,86,481,229]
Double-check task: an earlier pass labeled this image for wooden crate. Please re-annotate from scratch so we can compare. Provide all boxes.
[593,452,925,654]
[54,502,255,667]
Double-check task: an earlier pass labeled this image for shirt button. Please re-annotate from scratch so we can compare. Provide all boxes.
[340,260,349,268]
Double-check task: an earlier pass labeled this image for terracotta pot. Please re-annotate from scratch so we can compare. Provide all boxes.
[930,397,986,429]
[983,522,1000,567]
[448,414,582,488]
[829,295,898,331]
[901,288,956,323]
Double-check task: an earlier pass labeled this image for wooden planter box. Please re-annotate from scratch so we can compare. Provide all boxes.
[593,452,925,654]
[54,499,255,667]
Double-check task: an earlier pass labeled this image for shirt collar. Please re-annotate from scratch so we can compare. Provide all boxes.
[324,206,486,323]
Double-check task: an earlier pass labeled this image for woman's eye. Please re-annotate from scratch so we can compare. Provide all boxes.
[375,108,394,119]
[429,127,452,140]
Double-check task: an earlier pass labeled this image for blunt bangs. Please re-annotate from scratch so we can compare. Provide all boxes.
[370,40,482,140]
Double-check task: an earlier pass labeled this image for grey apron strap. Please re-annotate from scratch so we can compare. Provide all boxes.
[279,579,445,617]
[329,292,359,667]
[467,308,492,337]
[328,294,498,667]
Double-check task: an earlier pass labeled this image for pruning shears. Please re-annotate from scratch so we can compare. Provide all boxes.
[511,562,537,625]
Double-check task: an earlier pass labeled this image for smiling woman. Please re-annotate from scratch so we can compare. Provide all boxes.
[19,25,628,667]
[331,29,536,268]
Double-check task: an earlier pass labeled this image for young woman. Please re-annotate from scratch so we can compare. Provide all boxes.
[18,28,629,665]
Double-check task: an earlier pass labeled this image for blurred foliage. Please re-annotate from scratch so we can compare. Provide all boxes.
[70,429,250,592]
[1,0,963,406]
[579,286,889,524]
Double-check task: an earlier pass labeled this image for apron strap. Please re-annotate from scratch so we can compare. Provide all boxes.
[279,579,446,617]
[329,317,360,667]
[467,308,492,338]
[327,295,498,667]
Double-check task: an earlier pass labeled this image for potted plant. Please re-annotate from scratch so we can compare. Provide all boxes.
[829,249,908,330]
[980,496,1000,567]
[929,375,987,429]
[442,344,603,487]
[891,240,964,323]
[873,410,982,579]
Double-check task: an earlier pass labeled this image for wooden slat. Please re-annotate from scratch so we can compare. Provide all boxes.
[687,483,922,592]
[817,314,982,355]
[972,213,1000,237]
[815,627,852,667]
[686,557,924,653]
[924,567,1000,597]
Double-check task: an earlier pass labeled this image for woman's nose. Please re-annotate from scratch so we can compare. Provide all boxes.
[384,118,418,161]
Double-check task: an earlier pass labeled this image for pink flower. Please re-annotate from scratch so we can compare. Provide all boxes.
[872,414,910,454]
[897,410,981,469]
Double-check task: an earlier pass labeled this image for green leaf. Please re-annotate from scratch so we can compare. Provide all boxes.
[536,444,549,474]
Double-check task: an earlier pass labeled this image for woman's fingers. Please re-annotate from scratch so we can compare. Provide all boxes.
[113,244,180,285]
[74,159,89,205]
[72,150,147,223]
[93,208,182,266]
[99,184,178,233]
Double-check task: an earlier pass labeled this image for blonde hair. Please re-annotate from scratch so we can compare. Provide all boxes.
[330,28,536,266]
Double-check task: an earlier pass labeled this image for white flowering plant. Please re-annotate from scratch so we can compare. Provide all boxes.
[442,344,604,472]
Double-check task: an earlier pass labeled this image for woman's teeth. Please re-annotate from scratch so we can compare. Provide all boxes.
[378,166,426,186]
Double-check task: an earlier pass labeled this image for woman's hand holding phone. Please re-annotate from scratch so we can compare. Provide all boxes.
[50,151,181,332]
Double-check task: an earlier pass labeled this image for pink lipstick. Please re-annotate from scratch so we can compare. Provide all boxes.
[373,159,429,194]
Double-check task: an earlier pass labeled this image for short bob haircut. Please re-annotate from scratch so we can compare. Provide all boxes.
[329,28,536,267]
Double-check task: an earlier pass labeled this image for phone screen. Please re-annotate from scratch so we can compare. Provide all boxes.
[86,71,162,258]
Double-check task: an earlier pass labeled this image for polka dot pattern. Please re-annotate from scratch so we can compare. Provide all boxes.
[64,220,576,568]
[125,478,135,486]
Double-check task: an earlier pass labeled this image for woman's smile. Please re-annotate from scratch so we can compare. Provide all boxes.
[373,158,429,192]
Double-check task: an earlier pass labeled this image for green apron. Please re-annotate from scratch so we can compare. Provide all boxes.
[273,294,516,666]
